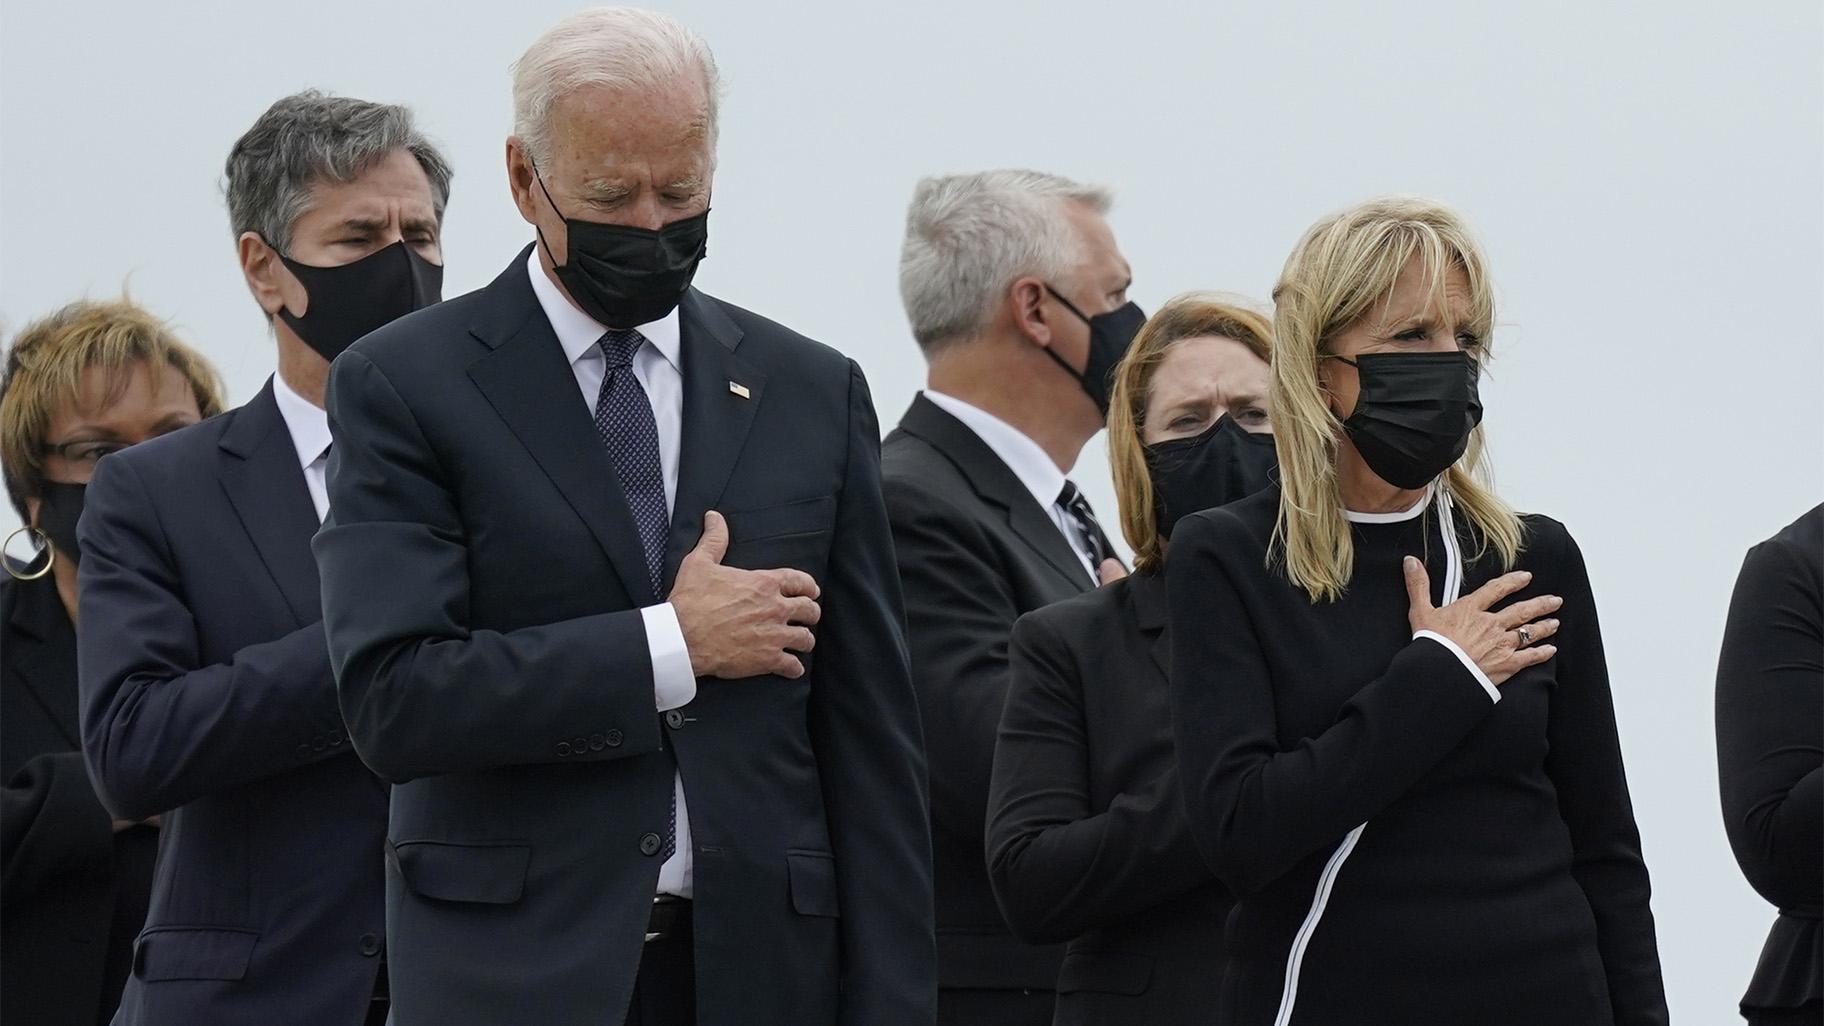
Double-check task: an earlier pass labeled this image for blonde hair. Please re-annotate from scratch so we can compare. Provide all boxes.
[1,298,226,520]
[1269,196,1523,602]
[1108,292,1274,575]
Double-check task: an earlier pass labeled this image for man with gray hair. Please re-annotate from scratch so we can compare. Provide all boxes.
[76,90,452,1026]
[313,8,933,1025]
[882,169,1140,1026]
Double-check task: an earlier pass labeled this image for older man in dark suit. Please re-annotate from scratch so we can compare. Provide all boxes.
[312,9,933,1026]
[882,169,1140,1026]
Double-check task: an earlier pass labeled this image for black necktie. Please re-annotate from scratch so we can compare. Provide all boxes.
[1057,481,1117,578]
[592,328,676,861]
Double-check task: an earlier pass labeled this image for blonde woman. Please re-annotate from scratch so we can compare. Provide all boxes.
[986,294,1274,1026]
[1166,198,1667,1025]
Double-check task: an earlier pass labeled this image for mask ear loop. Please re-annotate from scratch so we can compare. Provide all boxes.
[526,158,568,268]
[1036,283,1096,383]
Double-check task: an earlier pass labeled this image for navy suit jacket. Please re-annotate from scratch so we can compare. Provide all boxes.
[313,249,935,1025]
[77,381,386,1025]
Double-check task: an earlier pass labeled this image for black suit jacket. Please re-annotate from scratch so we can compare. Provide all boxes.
[313,249,934,1026]
[77,381,387,1026]
[987,572,1232,1026]
[881,394,1091,993]
[2,571,154,1026]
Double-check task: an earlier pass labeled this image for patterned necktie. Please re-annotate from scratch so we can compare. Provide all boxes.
[593,329,668,597]
[592,328,677,861]
[1057,480,1117,580]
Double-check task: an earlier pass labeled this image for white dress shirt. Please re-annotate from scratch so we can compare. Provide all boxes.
[527,250,698,897]
[923,390,1100,583]
[272,372,333,524]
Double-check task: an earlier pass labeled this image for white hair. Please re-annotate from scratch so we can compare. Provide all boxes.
[898,169,1114,353]
[512,7,722,166]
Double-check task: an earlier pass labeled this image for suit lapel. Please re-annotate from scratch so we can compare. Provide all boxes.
[465,251,656,605]
[1127,570,1172,679]
[661,290,763,589]
[218,382,322,626]
[5,577,82,748]
[898,395,1090,592]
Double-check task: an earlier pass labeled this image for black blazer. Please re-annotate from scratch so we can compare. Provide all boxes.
[987,571,1232,1026]
[77,381,387,1026]
[2,571,154,1026]
[313,249,934,1026]
[882,394,1091,994]
[1717,503,1823,1017]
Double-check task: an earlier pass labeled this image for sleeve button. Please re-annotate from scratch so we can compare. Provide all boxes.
[605,729,624,748]
[556,741,572,757]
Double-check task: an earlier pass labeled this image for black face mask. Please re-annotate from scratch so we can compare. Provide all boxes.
[532,168,709,328]
[1043,285,1145,416]
[1335,350,1483,489]
[35,481,86,567]
[277,240,443,362]
[1145,415,1278,539]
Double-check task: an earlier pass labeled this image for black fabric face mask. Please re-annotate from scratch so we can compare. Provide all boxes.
[1335,350,1483,489]
[34,481,86,567]
[277,240,443,362]
[1043,284,1145,416]
[1145,415,1278,539]
[532,168,709,328]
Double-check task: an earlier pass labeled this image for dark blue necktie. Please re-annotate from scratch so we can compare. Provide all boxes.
[593,328,676,861]
[594,329,668,597]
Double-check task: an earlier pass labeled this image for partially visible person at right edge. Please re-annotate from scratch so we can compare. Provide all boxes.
[1167,196,1668,1024]
[1717,503,1822,1026]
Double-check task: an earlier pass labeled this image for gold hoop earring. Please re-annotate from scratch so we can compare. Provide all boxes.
[3,526,55,581]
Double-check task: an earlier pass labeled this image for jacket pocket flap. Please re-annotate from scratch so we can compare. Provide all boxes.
[1056,948,1153,995]
[133,927,259,982]
[392,840,531,905]
[724,496,837,543]
[786,849,840,918]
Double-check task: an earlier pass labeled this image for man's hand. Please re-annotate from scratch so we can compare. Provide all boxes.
[1097,558,1128,585]
[670,511,823,680]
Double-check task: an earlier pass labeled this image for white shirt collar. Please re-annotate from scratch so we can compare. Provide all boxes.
[271,371,332,470]
[923,390,1069,512]
[1343,483,1436,523]
[525,248,680,373]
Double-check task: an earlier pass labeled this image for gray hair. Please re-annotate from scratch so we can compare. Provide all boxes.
[898,169,1113,353]
[224,90,453,255]
[513,7,722,167]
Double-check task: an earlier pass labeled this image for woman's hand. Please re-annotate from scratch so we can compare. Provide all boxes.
[1404,557,1562,686]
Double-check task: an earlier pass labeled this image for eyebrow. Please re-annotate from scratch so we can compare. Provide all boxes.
[580,180,635,201]
[401,216,439,235]
[339,217,390,233]
[663,175,706,193]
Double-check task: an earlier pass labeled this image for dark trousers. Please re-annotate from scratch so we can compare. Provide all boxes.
[937,987,1054,1026]
[622,898,696,1026]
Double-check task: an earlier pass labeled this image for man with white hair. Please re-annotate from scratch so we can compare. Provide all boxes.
[313,8,934,1025]
[882,170,1140,1026]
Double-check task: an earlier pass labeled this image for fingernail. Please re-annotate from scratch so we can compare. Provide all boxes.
[1404,556,1417,570]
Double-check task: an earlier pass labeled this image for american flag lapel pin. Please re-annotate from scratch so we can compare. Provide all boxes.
[728,380,751,399]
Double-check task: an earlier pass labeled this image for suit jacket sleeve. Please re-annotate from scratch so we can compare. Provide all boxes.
[316,348,667,784]
[1167,511,1499,897]
[1717,528,1823,913]
[1,750,115,904]
[986,608,1210,944]
[884,463,1021,852]
[1535,523,1668,1024]
[807,361,935,1024]
[77,454,347,822]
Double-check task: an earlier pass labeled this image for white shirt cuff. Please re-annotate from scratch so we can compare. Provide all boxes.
[1412,630,1501,704]
[642,603,697,712]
